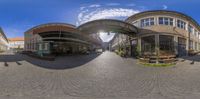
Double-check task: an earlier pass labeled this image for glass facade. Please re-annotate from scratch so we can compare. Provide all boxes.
[178,37,187,56]
[159,35,174,55]
[140,35,198,56]
[127,12,200,57]
[141,36,155,55]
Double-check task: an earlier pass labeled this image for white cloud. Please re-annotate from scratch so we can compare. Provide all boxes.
[77,4,142,42]
[77,8,140,25]
[89,4,101,8]
[80,7,85,10]
[163,5,168,9]
[106,3,120,6]
[80,4,101,11]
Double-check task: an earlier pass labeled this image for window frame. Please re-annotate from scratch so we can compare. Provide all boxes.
[159,17,174,26]
[188,25,194,35]
[141,17,155,27]
[177,19,186,30]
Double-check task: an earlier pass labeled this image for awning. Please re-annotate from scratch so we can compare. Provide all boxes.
[77,19,138,36]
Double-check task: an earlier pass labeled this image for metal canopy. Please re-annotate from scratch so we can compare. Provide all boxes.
[77,19,138,36]
[42,37,90,44]
[38,31,90,45]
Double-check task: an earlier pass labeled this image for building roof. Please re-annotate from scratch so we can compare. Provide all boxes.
[0,27,9,42]
[25,22,76,33]
[9,37,24,41]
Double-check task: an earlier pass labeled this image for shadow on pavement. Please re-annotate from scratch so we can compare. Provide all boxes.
[24,53,101,69]
[179,54,200,64]
[0,54,24,67]
[0,53,101,69]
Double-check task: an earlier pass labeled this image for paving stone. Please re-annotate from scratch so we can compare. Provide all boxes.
[0,51,200,99]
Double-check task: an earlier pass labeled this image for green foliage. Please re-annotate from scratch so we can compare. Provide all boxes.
[135,45,141,58]
[139,62,175,67]
[115,49,126,57]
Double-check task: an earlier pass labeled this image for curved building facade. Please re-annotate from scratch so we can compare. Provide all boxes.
[125,10,200,56]
[24,10,200,57]
[24,23,102,55]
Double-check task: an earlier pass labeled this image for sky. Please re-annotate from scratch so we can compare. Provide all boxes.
[0,0,199,42]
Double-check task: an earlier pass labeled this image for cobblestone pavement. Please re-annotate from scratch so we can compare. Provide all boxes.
[1,51,200,99]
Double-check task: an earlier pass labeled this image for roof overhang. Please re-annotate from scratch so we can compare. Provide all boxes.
[42,37,90,45]
[77,19,138,36]
[25,23,77,34]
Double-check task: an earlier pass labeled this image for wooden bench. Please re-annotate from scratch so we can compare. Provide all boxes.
[139,58,149,63]
[158,55,176,63]
[139,54,176,64]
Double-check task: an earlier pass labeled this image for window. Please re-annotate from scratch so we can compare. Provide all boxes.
[199,32,200,39]
[199,43,200,50]
[195,42,198,50]
[39,44,42,50]
[141,18,154,27]
[150,18,154,25]
[159,17,173,26]
[141,35,156,55]
[199,34,200,39]
[188,25,194,34]
[189,40,193,50]
[178,37,187,56]
[195,30,197,36]
[159,18,163,24]
[170,18,173,25]
[196,32,198,37]
[177,20,186,30]
[44,43,48,50]
[194,29,199,37]
[164,18,169,25]
[159,35,174,55]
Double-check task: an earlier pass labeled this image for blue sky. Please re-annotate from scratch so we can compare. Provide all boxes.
[0,0,199,41]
